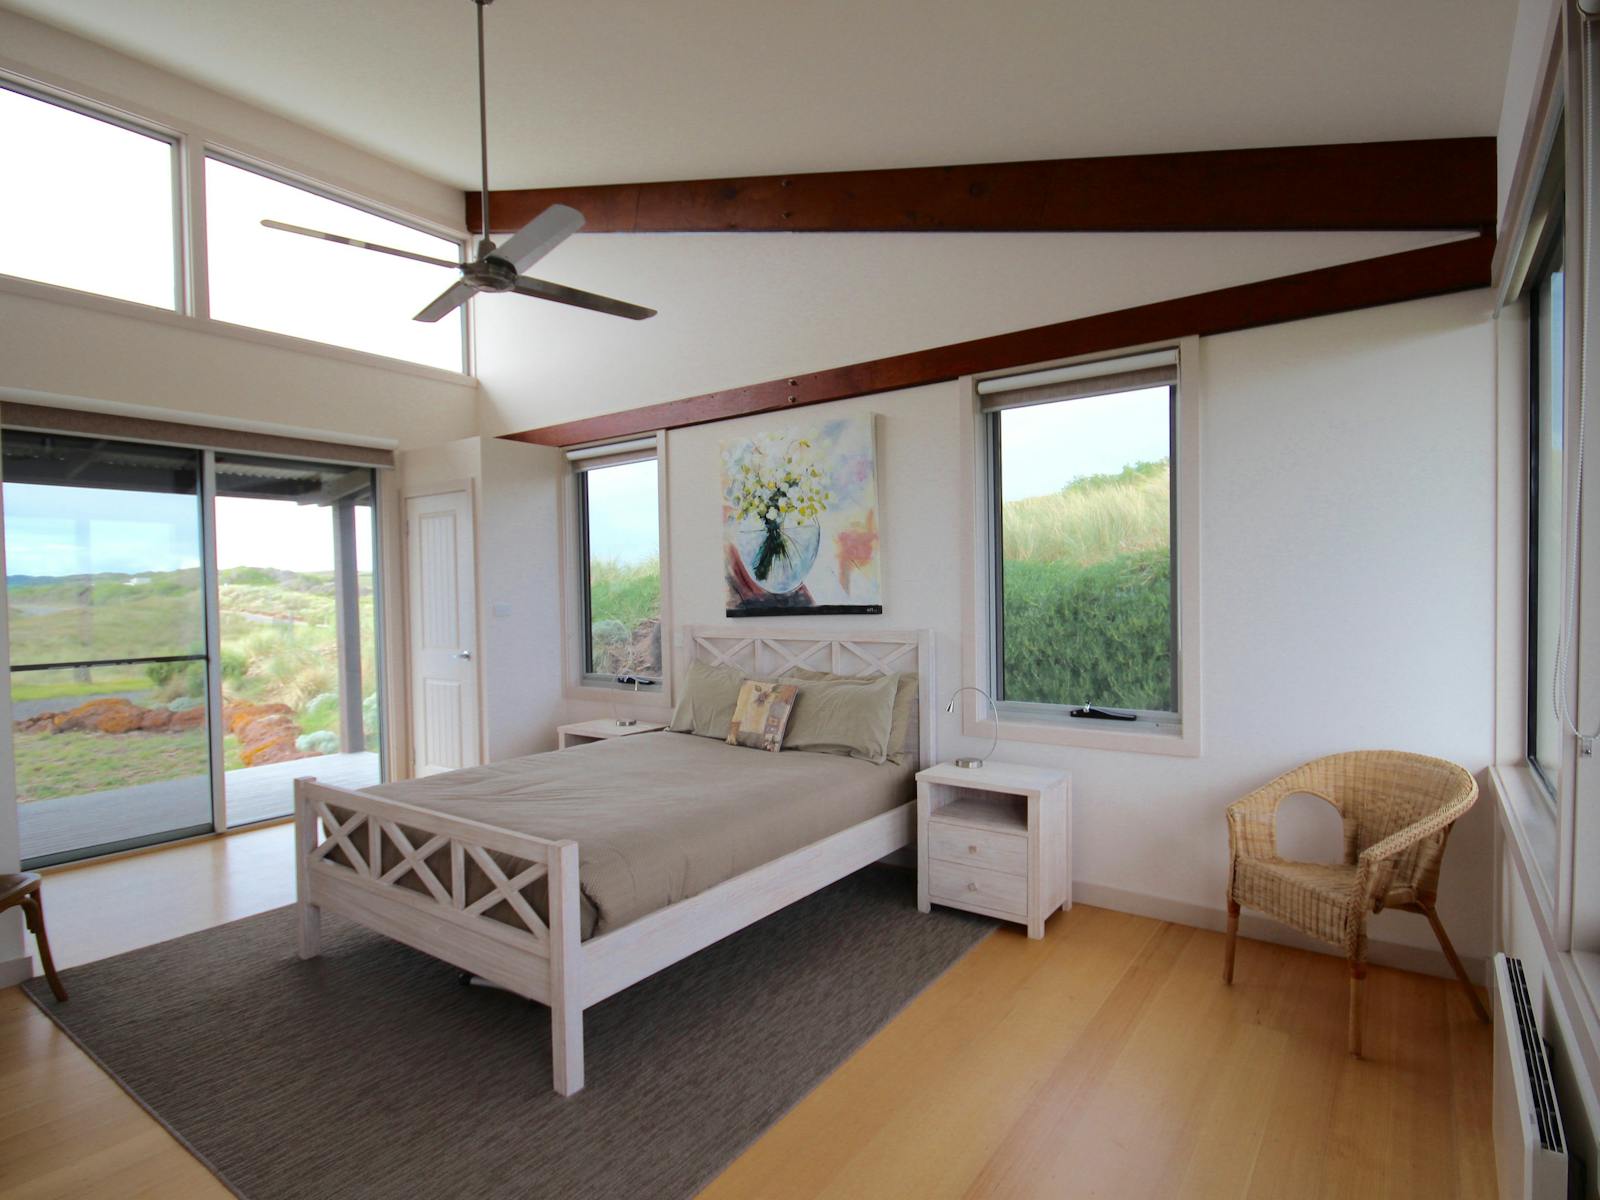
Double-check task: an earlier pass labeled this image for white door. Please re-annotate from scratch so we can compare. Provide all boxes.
[405,489,480,776]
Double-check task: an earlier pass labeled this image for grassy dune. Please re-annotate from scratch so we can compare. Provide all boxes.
[1001,460,1173,712]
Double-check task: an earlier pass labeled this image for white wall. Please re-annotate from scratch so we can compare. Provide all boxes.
[474,229,1456,437]
[641,291,1497,972]
[0,9,478,450]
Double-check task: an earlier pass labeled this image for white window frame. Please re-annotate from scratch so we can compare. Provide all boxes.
[1486,0,1600,1094]
[961,337,1202,757]
[560,433,673,711]
[0,75,185,312]
[0,67,473,384]
[199,149,471,374]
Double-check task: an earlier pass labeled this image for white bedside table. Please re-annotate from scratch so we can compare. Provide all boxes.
[557,719,667,749]
[915,761,1071,939]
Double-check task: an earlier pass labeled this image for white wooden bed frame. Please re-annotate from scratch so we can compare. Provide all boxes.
[294,626,935,1096]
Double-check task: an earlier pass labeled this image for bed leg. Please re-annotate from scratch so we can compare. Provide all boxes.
[548,840,584,1096]
[294,778,322,960]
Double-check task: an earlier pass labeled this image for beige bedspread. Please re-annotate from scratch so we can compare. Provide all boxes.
[358,732,915,939]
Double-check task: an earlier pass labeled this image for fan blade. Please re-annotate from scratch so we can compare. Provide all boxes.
[489,204,585,275]
[261,220,462,270]
[512,276,656,320]
[414,280,477,323]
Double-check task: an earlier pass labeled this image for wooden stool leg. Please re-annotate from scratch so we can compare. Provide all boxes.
[20,895,67,1003]
[1223,898,1240,984]
[1420,901,1490,1024]
[1347,961,1365,1057]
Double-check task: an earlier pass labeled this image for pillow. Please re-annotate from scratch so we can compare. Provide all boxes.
[668,660,753,739]
[780,672,899,764]
[726,680,799,753]
[782,668,918,765]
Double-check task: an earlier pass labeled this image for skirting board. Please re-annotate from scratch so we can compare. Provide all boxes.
[0,953,34,989]
[1073,882,1485,984]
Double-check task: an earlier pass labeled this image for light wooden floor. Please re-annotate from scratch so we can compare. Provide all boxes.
[0,834,1492,1200]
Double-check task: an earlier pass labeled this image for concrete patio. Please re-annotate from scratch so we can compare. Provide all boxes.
[19,751,380,865]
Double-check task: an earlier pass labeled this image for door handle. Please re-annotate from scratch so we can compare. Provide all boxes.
[454,650,472,660]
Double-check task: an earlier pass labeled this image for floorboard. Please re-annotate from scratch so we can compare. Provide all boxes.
[0,833,1493,1199]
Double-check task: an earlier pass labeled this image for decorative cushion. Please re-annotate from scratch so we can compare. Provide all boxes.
[668,660,753,739]
[782,668,916,765]
[726,681,800,753]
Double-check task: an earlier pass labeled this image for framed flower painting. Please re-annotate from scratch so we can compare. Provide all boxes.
[722,414,883,616]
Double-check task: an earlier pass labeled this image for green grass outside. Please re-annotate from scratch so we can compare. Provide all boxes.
[1000,460,1173,712]
[588,557,661,675]
[14,729,245,802]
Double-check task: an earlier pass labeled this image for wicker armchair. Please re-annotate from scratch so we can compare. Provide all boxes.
[1223,750,1488,1056]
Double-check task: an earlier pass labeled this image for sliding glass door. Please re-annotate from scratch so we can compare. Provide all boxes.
[214,454,381,826]
[3,431,386,863]
[4,432,214,866]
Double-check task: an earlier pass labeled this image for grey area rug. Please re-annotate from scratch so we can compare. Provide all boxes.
[24,866,992,1200]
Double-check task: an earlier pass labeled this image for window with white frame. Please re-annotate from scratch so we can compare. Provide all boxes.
[1527,225,1566,799]
[571,440,663,687]
[204,156,466,371]
[981,351,1181,728]
[0,82,178,309]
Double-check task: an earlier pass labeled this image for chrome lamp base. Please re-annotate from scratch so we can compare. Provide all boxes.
[953,757,985,769]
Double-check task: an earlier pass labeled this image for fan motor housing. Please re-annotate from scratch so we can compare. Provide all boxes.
[466,256,519,292]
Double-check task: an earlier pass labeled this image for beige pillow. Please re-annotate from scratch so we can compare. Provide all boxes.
[726,681,799,753]
[783,668,917,765]
[780,671,899,764]
[668,660,751,739]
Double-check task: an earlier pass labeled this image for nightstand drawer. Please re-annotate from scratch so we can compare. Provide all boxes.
[928,860,1027,916]
[927,823,1027,875]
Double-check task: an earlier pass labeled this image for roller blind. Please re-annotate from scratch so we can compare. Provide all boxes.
[565,435,659,472]
[978,349,1178,412]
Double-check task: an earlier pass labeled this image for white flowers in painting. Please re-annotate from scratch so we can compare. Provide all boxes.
[725,433,834,528]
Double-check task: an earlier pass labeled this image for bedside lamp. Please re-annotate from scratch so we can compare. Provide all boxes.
[614,675,657,727]
[943,686,1000,769]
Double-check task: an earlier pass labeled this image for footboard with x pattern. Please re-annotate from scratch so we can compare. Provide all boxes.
[293,777,587,1094]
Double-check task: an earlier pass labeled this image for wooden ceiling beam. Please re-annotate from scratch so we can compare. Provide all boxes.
[469,139,1495,236]
[501,232,1493,448]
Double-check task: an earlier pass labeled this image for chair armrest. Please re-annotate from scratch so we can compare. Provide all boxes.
[1354,797,1470,906]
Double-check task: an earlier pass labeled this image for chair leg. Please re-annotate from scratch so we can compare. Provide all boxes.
[1420,900,1490,1024]
[20,895,67,1003]
[1223,899,1240,984]
[1348,962,1366,1057]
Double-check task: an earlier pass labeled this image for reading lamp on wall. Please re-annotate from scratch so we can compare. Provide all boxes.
[614,675,657,727]
[943,686,1000,769]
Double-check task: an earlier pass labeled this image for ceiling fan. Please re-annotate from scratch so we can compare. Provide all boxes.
[261,0,655,324]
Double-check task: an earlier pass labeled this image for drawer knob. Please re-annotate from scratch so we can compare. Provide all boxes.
[967,882,978,892]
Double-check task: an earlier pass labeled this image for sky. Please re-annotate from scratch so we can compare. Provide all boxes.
[586,460,659,565]
[997,386,1170,500]
[0,84,464,371]
[3,485,373,577]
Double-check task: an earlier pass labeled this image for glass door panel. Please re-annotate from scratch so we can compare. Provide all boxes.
[3,432,213,866]
[214,454,381,826]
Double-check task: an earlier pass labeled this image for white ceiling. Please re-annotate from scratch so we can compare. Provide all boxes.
[2,0,1517,191]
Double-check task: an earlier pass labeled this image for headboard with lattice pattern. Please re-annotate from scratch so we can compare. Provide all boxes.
[685,626,936,768]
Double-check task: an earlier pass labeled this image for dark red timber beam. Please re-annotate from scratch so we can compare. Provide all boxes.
[470,139,1495,235]
[502,232,1494,448]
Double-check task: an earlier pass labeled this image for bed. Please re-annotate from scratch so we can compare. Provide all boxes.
[292,626,935,1096]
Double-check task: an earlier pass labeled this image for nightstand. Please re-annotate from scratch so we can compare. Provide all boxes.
[557,719,667,749]
[915,761,1071,938]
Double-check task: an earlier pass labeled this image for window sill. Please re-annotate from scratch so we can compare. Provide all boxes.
[1487,761,1559,923]
[563,680,672,712]
[966,709,1200,758]
[0,271,477,387]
